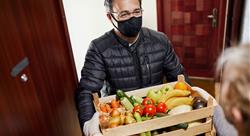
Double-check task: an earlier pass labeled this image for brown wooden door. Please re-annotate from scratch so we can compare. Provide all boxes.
[157,0,227,77]
[0,0,81,135]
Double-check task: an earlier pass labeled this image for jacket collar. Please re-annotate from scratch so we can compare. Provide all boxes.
[110,29,145,52]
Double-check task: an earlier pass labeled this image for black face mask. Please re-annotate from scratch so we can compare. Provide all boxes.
[111,15,142,37]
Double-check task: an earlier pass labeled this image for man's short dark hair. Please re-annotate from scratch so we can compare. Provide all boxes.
[104,0,142,12]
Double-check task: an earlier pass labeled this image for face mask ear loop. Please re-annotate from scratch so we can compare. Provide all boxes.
[110,13,123,34]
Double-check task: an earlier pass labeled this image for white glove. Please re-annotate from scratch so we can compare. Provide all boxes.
[83,112,103,136]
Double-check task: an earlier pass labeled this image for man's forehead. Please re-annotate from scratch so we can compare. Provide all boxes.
[112,0,140,12]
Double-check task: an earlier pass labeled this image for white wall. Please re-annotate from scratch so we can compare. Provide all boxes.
[241,0,250,44]
[62,0,157,79]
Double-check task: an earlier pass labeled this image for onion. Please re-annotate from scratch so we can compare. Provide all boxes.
[99,114,109,129]
[109,116,120,128]
[110,109,121,117]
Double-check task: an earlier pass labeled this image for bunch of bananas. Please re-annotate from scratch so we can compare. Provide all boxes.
[158,89,193,110]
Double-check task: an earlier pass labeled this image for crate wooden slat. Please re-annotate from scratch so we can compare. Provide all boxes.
[157,120,212,136]
[102,105,213,136]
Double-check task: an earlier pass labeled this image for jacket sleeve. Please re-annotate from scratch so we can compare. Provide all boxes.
[76,41,106,129]
[160,34,191,84]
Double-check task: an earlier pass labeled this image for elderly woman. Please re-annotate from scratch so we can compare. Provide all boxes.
[214,44,250,136]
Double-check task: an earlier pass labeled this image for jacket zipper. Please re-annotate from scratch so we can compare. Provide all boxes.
[145,55,152,85]
[124,47,143,88]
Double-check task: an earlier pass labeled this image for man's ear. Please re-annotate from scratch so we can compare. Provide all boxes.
[231,107,243,124]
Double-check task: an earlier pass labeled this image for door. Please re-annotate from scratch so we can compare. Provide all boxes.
[157,0,227,77]
[0,0,81,135]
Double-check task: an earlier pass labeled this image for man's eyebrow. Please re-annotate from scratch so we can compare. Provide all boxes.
[119,10,130,14]
[133,8,141,11]
[119,8,141,13]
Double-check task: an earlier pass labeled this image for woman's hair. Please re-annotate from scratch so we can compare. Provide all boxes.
[216,43,250,117]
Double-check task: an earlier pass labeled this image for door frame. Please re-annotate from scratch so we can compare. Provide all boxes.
[58,0,78,82]
[224,0,245,47]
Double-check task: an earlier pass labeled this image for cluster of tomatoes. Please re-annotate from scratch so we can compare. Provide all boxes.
[133,97,167,117]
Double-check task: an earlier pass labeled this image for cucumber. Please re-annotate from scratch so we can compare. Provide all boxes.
[120,97,134,111]
[131,95,143,104]
[141,116,152,121]
[116,90,133,103]
[146,131,151,136]
[134,112,142,122]
[134,112,147,136]
[176,123,189,130]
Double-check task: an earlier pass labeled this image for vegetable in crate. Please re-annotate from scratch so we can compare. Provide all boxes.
[125,115,136,125]
[133,105,144,116]
[192,97,207,110]
[111,99,120,109]
[120,97,134,111]
[142,97,154,105]
[99,114,110,129]
[130,95,143,105]
[100,103,112,113]
[110,109,121,117]
[160,84,174,94]
[116,89,133,103]
[109,116,121,128]
[156,102,167,113]
[147,89,162,103]
[134,112,148,136]
[143,104,156,116]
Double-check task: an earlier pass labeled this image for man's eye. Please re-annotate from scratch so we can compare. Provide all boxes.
[120,13,129,18]
[134,10,141,14]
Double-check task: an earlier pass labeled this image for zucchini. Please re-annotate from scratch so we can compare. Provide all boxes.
[120,97,134,111]
[116,90,133,103]
[116,90,127,99]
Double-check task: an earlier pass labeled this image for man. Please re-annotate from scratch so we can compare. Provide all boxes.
[214,44,250,136]
[76,0,189,135]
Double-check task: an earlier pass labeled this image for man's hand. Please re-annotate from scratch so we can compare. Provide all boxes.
[83,112,103,136]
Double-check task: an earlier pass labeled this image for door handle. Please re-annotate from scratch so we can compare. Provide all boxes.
[208,8,218,28]
[20,73,28,82]
[11,57,29,77]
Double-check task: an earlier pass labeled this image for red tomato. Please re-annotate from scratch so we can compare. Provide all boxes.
[133,105,143,116]
[156,102,167,113]
[143,104,156,116]
[142,97,154,105]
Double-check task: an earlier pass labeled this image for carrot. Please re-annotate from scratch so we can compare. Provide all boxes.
[105,104,112,113]
[111,99,120,109]
[100,103,108,113]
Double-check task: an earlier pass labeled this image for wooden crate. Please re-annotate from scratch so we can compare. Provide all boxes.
[93,75,216,136]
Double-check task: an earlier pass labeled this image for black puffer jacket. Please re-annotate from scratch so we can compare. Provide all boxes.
[76,27,189,129]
